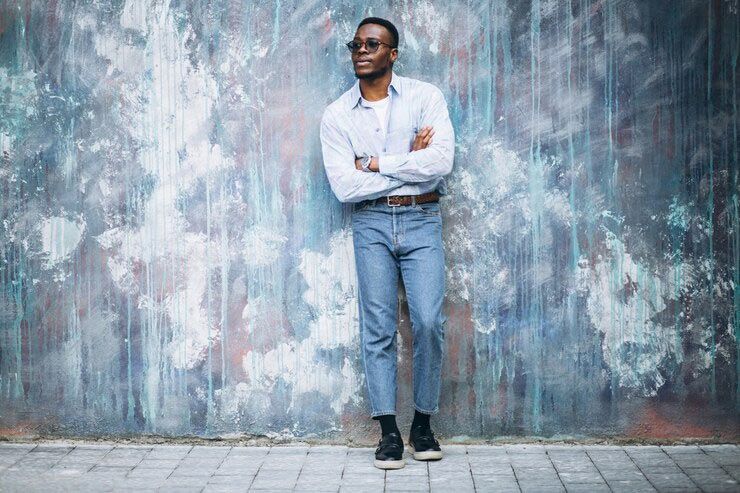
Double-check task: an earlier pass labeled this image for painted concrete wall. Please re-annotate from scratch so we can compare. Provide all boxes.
[0,0,738,441]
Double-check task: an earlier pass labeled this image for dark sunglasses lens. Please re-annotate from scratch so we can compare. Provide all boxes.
[366,40,381,52]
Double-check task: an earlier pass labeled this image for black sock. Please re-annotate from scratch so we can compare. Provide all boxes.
[374,415,400,436]
[411,410,431,430]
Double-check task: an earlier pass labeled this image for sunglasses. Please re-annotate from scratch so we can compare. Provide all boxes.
[345,39,396,53]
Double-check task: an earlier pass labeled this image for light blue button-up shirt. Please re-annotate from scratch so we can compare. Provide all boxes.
[320,72,455,203]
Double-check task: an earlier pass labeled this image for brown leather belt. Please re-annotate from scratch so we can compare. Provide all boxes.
[384,191,439,207]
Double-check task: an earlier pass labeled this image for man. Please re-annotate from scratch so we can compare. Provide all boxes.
[319,16,454,470]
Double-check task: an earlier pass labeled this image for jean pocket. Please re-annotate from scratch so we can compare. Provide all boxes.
[415,202,440,216]
[353,200,374,214]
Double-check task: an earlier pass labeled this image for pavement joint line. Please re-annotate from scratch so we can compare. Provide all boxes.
[625,445,698,493]
[581,443,613,490]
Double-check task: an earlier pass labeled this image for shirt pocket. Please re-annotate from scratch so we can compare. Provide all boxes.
[384,126,416,154]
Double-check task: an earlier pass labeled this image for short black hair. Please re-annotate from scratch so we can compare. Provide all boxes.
[357,17,399,48]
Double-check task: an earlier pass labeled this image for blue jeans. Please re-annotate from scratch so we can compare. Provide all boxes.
[351,198,446,418]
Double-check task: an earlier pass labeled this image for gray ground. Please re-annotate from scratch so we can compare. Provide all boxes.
[0,441,738,492]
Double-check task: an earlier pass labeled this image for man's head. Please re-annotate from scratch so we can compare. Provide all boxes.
[348,17,399,80]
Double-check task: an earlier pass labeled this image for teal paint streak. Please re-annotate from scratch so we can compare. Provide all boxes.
[706,0,716,403]
[732,9,740,413]
[529,0,544,434]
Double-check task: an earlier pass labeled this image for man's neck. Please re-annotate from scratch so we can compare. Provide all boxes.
[359,71,392,102]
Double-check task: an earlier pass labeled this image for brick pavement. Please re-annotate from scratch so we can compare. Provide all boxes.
[0,441,738,492]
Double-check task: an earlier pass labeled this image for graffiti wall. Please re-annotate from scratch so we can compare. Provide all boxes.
[0,0,738,440]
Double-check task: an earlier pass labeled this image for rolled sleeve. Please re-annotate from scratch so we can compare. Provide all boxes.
[320,108,405,203]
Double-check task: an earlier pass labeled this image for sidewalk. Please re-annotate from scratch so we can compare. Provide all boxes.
[0,441,738,492]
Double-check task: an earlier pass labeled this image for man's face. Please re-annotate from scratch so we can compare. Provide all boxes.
[351,24,398,80]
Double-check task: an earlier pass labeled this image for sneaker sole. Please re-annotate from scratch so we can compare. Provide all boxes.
[374,458,405,469]
[408,444,443,461]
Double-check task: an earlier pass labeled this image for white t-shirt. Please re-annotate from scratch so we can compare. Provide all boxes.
[361,95,390,139]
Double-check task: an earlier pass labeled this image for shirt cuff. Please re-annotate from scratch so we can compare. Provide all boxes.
[377,153,406,178]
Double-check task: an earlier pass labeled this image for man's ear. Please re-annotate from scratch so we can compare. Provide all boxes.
[390,49,398,63]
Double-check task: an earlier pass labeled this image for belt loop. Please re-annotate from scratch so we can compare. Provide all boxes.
[411,196,416,207]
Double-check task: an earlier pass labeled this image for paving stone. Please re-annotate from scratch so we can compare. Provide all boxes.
[552,463,600,473]
[0,443,36,453]
[264,446,309,456]
[50,464,95,476]
[203,485,249,493]
[226,447,269,457]
[683,468,739,487]
[8,457,60,469]
[145,446,192,459]
[660,445,702,455]
[339,487,385,493]
[90,465,134,472]
[294,478,342,490]
[105,448,149,458]
[707,452,740,466]
[517,479,567,492]
[128,467,174,478]
[170,467,217,478]
[179,458,223,469]
[339,475,386,486]
[556,471,606,483]
[545,445,586,451]
[470,475,517,489]
[672,453,723,469]
[248,477,298,489]
[301,462,345,474]
[563,483,611,492]
[132,458,180,469]
[385,484,430,491]
[293,489,339,493]
[188,446,231,458]
[158,487,204,493]
[208,474,255,484]
[307,445,348,453]
[215,465,261,476]
[628,454,677,468]
[430,485,477,493]
[465,445,507,455]
[595,467,646,480]
[505,444,547,454]
[605,479,657,492]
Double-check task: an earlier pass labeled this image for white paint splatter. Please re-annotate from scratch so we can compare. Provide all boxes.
[240,229,363,416]
[39,216,85,269]
[242,225,287,267]
[579,230,690,397]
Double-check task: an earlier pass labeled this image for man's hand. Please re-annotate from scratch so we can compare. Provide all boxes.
[412,126,434,151]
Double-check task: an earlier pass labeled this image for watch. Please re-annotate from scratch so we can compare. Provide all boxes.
[361,154,373,172]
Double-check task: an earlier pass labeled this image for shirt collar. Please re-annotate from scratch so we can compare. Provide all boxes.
[348,71,402,110]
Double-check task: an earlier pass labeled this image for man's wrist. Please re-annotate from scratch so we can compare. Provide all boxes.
[361,154,373,172]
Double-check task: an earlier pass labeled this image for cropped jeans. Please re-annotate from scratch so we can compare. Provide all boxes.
[351,198,446,418]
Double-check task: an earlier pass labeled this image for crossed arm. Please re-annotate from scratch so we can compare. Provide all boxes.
[354,127,435,172]
[320,88,454,203]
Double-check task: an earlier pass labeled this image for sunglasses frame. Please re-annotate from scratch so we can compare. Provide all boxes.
[345,38,396,53]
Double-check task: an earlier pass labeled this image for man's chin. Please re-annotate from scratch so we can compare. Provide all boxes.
[354,67,388,80]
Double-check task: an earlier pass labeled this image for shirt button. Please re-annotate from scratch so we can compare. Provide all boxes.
[383,148,386,152]
[375,128,380,132]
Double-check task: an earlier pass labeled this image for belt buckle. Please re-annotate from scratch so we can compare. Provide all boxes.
[386,196,400,207]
